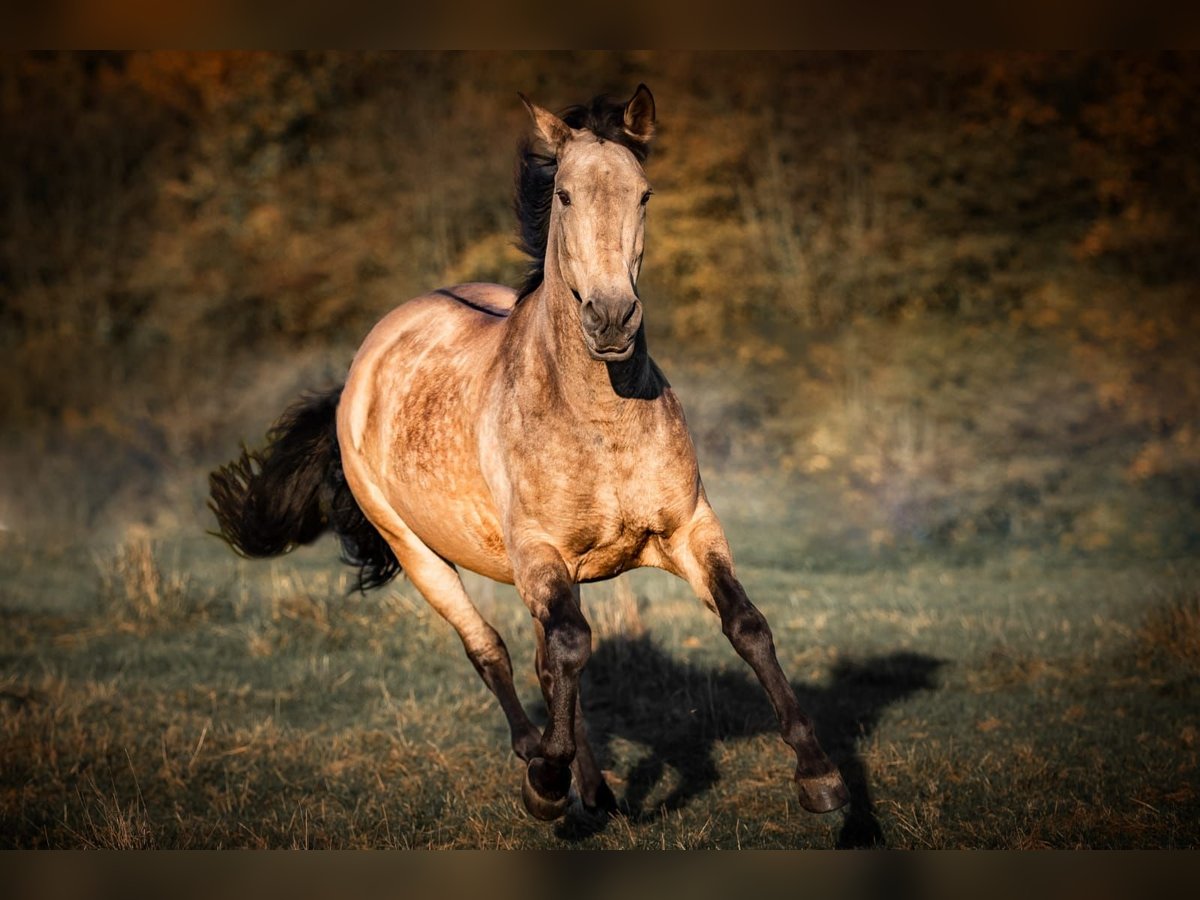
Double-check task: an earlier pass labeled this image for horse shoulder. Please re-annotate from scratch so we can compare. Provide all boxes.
[649,386,702,487]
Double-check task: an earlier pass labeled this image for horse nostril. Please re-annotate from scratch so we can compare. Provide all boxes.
[621,303,638,328]
[582,301,603,330]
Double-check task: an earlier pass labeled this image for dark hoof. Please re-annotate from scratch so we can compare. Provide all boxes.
[522,758,571,821]
[583,780,618,815]
[796,769,850,814]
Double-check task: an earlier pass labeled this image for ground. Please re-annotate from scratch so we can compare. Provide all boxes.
[2,524,1197,848]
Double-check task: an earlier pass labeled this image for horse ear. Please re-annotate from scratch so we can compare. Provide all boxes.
[519,93,572,155]
[623,83,656,144]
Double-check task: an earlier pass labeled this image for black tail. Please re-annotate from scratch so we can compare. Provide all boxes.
[208,386,401,592]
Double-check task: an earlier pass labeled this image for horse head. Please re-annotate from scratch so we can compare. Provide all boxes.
[520,85,656,362]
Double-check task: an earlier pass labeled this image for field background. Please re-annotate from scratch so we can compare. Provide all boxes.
[2,51,1199,848]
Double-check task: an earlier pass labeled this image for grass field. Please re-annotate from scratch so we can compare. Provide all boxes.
[2,523,1197,848]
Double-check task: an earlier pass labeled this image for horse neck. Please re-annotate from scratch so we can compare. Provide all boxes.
[523,271,658,409]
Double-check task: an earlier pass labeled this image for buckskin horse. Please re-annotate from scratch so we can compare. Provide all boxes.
[209,85,849,820]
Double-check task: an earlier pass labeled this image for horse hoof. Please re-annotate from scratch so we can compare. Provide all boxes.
[796,769,850,814]
[522,758,571,821]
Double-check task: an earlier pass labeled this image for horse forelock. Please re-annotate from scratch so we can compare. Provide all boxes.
[515,94,651,300]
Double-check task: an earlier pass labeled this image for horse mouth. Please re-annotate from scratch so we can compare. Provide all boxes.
[586,340,636,362]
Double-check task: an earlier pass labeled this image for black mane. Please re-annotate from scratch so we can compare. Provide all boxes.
[514,94,651,299]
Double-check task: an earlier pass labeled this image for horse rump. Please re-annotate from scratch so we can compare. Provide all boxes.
[207,387,400,591]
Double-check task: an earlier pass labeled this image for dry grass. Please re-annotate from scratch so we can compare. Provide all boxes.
[66,760,156,850]
[95,530,195,630]
[591,578,646,641]
[1139,588,1200,672]
[2,537,1198,848]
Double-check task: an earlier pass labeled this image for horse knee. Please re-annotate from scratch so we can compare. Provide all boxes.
[545,605,591,675]
[721,600,773,649]
[523,562,591,674]
[464,632,513,687]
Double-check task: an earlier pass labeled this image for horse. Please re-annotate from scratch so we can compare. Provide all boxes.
[209,85,849,821]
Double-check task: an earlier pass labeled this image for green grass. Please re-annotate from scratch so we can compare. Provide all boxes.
[2,529,1197,848]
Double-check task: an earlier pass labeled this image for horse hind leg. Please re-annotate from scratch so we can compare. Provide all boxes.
[372,519,542,765]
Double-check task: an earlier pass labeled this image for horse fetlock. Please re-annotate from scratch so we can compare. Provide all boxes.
[511,729,542,763]
[779,716,818,753]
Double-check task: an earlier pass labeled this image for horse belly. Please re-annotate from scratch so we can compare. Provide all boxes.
[400,493,514,583]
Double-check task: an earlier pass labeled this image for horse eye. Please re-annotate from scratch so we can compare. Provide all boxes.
[556,190,571,206]
[640,190,653,206]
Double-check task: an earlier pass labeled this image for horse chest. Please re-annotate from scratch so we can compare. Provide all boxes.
[511,424,696,579]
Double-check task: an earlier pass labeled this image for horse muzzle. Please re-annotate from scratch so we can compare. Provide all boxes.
[581,296,642,361]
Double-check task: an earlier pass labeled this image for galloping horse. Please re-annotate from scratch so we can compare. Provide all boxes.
[210,85,849,820]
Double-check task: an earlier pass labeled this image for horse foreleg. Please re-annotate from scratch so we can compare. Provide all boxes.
[533,591,617,814]
[666,505,849,814]
[513,545,591,820]
[569,692,617,812]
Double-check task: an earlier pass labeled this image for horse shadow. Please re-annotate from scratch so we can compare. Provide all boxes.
[553,634,944,847]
